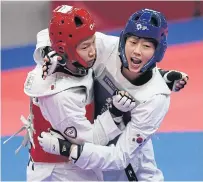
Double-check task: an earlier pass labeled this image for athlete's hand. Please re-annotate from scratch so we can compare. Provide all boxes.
[109,91,136,117]
[41,46,66,80]
[38,130,83,162]
[164,70,189,92]
[38,130,71,156]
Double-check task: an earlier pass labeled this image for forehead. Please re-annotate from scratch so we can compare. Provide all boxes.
[78,35,95,45]
[127,36,151,42]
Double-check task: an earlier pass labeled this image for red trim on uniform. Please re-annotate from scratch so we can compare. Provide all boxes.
[30,104,69,163]
[30,101,94,163]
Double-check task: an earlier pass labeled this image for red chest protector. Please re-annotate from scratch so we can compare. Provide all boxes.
[30,101,94,163]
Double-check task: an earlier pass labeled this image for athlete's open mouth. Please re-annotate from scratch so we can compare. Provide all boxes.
[131,57,142,64]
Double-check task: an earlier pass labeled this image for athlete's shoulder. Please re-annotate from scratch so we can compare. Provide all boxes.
[139,68,171,100]
[95,32,119,48]
[95,32,119,63]
[37,28,49,37]
[125,68,171,103]
[24,66,94,98]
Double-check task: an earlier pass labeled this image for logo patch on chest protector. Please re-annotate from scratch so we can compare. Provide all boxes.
[25,73,35,90]
[64,126,77,138]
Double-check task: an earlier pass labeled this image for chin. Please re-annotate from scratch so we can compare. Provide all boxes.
[129,66,141,74]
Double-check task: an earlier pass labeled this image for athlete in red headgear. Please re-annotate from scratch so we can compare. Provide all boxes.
[22,5,135,181]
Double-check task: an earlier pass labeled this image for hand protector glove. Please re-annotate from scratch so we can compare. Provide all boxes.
[163,70,189,92]
[109,90,136,118]
[38,130,70,156]
[38,130,83,162]
[41,46,66,79]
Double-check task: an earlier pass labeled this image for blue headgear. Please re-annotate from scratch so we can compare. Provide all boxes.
[119,9,168,72]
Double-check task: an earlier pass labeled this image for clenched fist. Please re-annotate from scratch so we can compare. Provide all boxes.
[109,90,136,117]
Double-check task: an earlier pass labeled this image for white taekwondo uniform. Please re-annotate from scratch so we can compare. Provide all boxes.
[32,29,171,181]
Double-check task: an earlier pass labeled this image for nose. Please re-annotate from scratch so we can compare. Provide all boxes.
[133,44,141,56]
[88,45,96,58]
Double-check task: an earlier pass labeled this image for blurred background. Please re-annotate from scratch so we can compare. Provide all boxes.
[1,1,203,181]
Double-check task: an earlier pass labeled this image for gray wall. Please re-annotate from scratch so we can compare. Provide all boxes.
[1,1,51,48]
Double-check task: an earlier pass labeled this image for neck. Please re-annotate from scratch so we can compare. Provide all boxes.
[121,67,153,86]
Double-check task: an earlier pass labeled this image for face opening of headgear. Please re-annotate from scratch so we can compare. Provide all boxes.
[49,5,96,76]
[119,8,168,73]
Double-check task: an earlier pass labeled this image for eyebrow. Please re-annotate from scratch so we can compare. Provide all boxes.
[81,38,95,46]
[129,36,139,41]
[129,37,154,44]
[81,42,90,46]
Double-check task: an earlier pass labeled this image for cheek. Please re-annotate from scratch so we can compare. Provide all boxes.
[144,50,155,61]
[125,45,132,61]
[78,50,88,60]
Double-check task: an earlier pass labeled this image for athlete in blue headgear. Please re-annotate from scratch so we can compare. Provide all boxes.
[119,9,168,73]
[37,8,188,181]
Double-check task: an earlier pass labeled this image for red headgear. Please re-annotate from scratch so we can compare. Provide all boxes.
[49,5,96,68]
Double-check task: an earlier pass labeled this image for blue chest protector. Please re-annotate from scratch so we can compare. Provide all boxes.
[93,67,138,181]
[93,67,131,127]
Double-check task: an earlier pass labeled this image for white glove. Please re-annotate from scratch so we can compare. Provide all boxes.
[38,130,65,155]
[109,91,136,118]
[38,130,83,161]
[112,91,136,112]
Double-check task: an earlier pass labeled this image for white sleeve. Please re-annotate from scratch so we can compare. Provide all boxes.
[75,94,170,170]
[33,28,51,65]
[93,32,119,71]
[38,88,122,146]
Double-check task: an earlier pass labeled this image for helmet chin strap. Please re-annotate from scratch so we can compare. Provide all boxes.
[65,61,89,77]
[55,54,88,77]
[56,52,96,77]
[140,63,156,73]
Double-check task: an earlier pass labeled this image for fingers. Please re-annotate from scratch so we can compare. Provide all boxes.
[117,96,128,105]
[57,56,62,61]
[123,98,131,108]
[38,132,45,145]
[42,65,47,71]
[114,94,122,102]
[174,74,188,91]
[114,91,131,104]
[113,90,136,112]
[129,101,136,110]
[47,51,57,58]
[42,57,52,80]
[176,80,186,87]
[164,70,189,92]
[44,57,50,63]
[38,132,51,147]
[42,69,48,80]
[38,136,43,146]
[41,51,61,79]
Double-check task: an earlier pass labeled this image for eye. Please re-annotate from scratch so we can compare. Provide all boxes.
[130,41,137,45]
[143,44,151,48]
[82,44,91,50]
[82,46,88,50]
